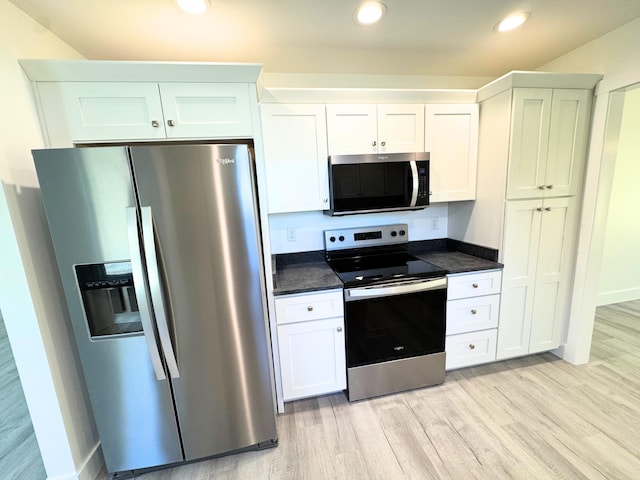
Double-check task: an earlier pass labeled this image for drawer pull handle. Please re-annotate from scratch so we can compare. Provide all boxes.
[472,283,479,288]
[469,344,476,350]
[471,309,477,315]
[151,120,160,127]
[337,327,343,332]
[307,306,313,312]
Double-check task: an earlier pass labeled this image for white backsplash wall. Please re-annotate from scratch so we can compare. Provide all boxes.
[269,204,449,254]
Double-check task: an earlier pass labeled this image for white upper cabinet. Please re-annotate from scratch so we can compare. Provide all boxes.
[506,88,591,199]
[60,82,167,141]
[425,104,479,202]
[60,82,253,142]
[260,104,330,214]
[159,83,253,138]
[326,104,424,155]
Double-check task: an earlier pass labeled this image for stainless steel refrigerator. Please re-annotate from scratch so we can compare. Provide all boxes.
[33,144,277,474]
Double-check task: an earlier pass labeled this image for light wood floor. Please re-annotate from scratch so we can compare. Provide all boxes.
[0,311,46,480]
[117,299,640,479]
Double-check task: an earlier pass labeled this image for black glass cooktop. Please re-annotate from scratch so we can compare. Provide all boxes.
[327,250,447,287]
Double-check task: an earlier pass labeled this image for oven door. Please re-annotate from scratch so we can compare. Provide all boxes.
[343,277,447,401]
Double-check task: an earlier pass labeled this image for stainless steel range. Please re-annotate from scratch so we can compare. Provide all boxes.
[325,224,447,401]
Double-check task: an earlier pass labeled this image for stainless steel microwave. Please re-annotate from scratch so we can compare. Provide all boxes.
[325,152,430,216]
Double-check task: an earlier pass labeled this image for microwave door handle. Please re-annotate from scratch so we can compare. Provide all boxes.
[140,206,180,379]
[409,160,419,207]
[126,207,166,381]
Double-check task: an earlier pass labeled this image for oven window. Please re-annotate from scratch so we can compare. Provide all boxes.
[345,289,446,368]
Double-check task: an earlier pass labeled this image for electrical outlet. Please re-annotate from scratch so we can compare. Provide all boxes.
[286,227,296,242]
[430,217,439,230]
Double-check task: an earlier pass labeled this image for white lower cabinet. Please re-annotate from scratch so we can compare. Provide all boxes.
[497,197,577,359]
[275,290,346,401]
[446,270,502,370]
[446,330,498,370]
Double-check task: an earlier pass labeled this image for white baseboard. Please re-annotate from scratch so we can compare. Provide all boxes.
[48,442,104,480]
[596,288,640,306]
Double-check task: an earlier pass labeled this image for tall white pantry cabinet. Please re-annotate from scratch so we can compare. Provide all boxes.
[449,72,600,361]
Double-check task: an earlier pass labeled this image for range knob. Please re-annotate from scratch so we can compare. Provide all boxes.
[339,235,345,242]
[329,236,336,242]
[399,229,406,236]
[390,231,397,237]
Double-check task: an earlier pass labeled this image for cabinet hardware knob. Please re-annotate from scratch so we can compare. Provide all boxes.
[337,327,343,332]
[546,185,553,189]
[323,198,328,203]
[538,185,546,190]
[167,120,175,127]
[536,207,543,212]
[372,141,377,147]
[545,207,551,211]
[151,120,160,127]
[472,283,478,288]
[471,309,477,315]
[381,141,386,146]
[469,344,476,350]
[307,306,313,312]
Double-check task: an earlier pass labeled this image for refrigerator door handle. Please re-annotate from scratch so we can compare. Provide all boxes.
[140,206,181,379]
[126,207,167,381]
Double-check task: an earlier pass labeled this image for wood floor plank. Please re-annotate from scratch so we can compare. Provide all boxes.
[125,299,640,480]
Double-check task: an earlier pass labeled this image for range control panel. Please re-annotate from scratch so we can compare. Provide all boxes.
[324,224,409,251]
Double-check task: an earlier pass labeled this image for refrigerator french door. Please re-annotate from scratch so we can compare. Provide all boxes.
[33,144,277,474]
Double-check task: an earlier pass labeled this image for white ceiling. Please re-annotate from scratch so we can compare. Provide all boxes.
[10,0,640,78]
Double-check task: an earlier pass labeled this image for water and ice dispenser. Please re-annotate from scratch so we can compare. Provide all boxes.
[75,262,142,338]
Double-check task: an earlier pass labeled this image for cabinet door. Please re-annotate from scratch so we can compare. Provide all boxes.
[425,104,479,202]
[377,104,425,154]
[544,89,591,197]
[529,197,576,353]
[260,104,329,213]
[60,82,166,141]
[506,89,552,199]
[497,199,542,359]
[326,104,378,155]
[159,83,253,138]
[277,317,346,401]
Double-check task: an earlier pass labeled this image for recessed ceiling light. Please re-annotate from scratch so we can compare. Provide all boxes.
[495,12,530,32]
[175,0,210,15]
[354,2,387,26]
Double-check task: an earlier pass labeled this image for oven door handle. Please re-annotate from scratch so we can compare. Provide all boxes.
[344,277,447,302]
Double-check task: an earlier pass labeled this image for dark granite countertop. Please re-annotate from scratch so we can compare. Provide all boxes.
[273,239,503,296]
[273,251,342,296]
[409,238,503,274]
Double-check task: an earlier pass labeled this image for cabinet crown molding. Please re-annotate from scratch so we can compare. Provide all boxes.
[19,59,263,84]
[259,87,478,104]
[477,70,603,103]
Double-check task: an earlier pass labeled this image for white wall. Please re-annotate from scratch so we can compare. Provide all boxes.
[269,204,449,253]
[596,86,640,305]
[537,17,640,362]
[0,2,103,480]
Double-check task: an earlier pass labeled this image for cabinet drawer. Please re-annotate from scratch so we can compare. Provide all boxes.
[446,329,497,370]
[275,290,343,325]
[447,270,502,300]
[447,294,500,335]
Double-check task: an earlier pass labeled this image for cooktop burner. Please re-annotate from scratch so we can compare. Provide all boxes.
[324,224,448,287]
